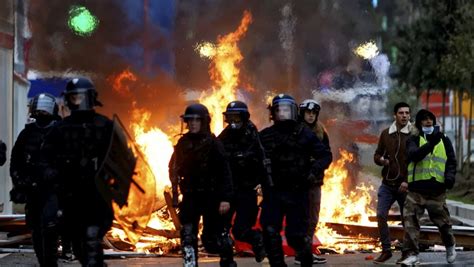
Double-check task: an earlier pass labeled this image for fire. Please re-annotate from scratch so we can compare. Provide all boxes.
[317,149,377,253]
[320,149,375,224]
[110,68,137,96]
[108,71,181,251]
[353,41,379,60]
[130,107,174,191]
[121,106,180,251]
[196,10,253,134]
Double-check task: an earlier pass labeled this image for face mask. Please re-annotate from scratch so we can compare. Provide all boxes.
[422,126,434,134]
[34,116,54,127]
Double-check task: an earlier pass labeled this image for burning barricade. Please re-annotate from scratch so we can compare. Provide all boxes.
[103,10,385,256]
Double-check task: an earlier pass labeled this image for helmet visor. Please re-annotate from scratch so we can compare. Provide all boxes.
[66,91,94,111]
[224,113,242,123]
[181,114,203,122]
[35,95,56,115]
[274,103,297,121]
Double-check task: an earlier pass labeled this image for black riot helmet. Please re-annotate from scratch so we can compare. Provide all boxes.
[181,103,210,121]
[223,100,250,129]
[181,103,211,133]
[269,94,298,122]
[64,78,102,111]
[29,93,58,117]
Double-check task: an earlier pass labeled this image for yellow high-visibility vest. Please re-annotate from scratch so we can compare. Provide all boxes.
[407,136,447,183]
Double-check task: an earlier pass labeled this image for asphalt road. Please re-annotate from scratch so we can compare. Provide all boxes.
[1,251,474,266]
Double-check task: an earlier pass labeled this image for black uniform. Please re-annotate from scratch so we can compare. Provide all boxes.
[218,121,265,261]
[170,131,235,267]
[260,120,332,267]
[10,120,60,267]
[44,110,114,266]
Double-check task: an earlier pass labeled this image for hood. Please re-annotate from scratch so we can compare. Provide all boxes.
[415,109,436,131]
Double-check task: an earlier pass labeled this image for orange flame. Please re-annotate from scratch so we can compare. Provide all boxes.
[196,10,253,134]
[108,69,181,250]
[110,68,137,96]
[130,107,174,191]
[109,104,181,252]
[316,149,377,252]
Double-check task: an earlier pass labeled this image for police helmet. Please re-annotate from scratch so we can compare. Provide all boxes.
[270,94,298,121]
[181,103,211,122]
[299,99,321,117]
[222,100,250,123]
[29,93,58,117]
[64,78,102,111]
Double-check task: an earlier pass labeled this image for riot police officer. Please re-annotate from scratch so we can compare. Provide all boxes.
[43,78,114,266]
[259,94,332,267]
[218,100,266,262]
[297,99,330,264]
[169,103,236,267]
[10,93,60,267]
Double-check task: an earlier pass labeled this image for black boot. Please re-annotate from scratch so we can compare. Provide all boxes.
[183,245,198,267]
[218,230,236,267]
[41,226,59,267]
[251,231,266,263]
[263,227,287,267]
[84,226,105,267]
[181,224,198,267]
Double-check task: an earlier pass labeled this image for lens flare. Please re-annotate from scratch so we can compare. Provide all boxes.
[68,6,99,37]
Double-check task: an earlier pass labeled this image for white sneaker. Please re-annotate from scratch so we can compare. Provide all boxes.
[446,245,457,263]
[400,255,419,265]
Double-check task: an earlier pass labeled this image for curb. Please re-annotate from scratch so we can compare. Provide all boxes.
[447,199,474,226]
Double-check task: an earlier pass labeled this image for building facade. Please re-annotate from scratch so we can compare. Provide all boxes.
[0,0,30,214]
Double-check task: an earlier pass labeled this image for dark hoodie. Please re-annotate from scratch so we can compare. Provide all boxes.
[406,109,456,196]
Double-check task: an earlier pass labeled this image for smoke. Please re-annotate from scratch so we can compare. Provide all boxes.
[279,2,297,89]
[27,0,184,129]
[27,0,391,142]
[369,54,390,89]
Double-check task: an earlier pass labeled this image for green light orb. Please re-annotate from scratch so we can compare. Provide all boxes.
[68,6,99,37]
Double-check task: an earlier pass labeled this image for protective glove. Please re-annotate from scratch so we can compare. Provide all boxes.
[427,132,442,145]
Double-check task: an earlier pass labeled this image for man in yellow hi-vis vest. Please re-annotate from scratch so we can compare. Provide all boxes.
[400,109,457,265]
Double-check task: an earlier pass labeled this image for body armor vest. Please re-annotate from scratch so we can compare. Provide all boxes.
[175,134,217,193]
[261,124,310,189]
[12,122,56,188]
[220,124,260,190]
[59,114,111,185]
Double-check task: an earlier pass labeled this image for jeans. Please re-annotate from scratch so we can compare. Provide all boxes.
[376,183,406,251]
